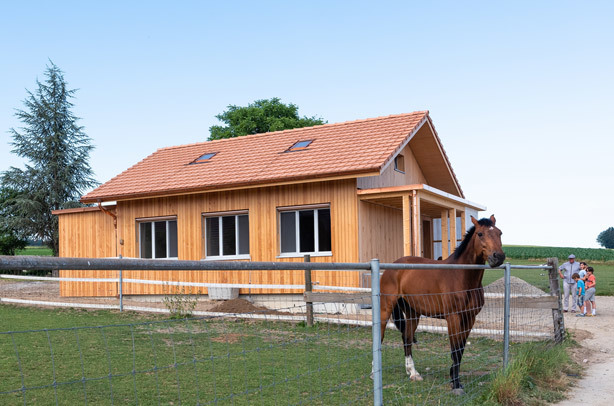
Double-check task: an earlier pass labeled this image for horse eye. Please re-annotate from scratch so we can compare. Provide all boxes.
[477,232,483,237]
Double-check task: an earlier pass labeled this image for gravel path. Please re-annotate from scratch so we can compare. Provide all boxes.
[556,296,614,405]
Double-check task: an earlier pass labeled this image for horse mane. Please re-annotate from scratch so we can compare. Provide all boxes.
[452,218,494,260]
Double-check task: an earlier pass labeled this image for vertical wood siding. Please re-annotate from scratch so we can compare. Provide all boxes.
[59,180,361,296]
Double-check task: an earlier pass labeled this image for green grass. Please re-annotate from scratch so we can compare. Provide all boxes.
[480,341,579,405]
[0,305,507,405]
[15,246,53,256]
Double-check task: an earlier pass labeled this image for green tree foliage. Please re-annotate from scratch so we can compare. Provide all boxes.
[597,227,614,249]
[1,61,98,256]
[0,186,28,255]
[209,98,326,140]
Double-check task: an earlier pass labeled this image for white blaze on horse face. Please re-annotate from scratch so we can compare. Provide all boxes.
[489,227,494,230]
[405,356,423,381]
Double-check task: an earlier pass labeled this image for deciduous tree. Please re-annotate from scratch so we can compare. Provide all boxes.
[597,227,614,249]
[209,98,325,140]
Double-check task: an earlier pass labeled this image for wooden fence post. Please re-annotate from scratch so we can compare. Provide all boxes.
[548,257,565,343]
[304,255,314,327]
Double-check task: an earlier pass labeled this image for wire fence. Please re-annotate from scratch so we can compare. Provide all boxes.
[0,256,563,405]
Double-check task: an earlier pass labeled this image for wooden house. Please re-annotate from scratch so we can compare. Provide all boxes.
[54,111,485,297]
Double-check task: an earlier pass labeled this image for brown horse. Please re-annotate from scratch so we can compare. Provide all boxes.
[379,215,505,395]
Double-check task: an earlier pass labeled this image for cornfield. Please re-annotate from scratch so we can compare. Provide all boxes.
[503,245,614,262]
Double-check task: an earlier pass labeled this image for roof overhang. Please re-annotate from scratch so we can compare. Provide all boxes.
[358,184,485,215]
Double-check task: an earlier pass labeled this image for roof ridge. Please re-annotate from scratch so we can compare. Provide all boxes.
[158,110,430,152]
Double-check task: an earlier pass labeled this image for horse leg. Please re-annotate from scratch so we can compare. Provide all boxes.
[402,304,422,381]
[372,293,398,378]
[446,312,475,395]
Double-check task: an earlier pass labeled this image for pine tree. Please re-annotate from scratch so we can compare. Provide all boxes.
[1,61,98,255]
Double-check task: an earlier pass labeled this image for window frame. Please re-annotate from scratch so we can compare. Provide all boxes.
[277,204,332,258]
[394,154,405,173]
[202,210,250,261]
[137,216,178,259]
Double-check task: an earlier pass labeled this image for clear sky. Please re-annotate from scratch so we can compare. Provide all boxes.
[1,1,612,248]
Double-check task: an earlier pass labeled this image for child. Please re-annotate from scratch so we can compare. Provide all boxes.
[585,267,596,316]
[573,273,586,316]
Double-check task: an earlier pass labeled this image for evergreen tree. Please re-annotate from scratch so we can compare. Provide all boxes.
[209,98,325,140]
[597,227,614,249]
[0,186,28,255]
[1,61,98,256]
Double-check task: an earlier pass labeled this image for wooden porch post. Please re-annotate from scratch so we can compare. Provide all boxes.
[449,208,457,252]
[441,209,449,259]
[460,210,467,240]
[402,194,412,256]
[412,191,421,256]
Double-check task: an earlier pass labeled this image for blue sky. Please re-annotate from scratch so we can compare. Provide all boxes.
[1,1,613,248]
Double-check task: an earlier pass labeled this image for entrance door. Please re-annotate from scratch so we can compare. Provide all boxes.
[422,219,432,259]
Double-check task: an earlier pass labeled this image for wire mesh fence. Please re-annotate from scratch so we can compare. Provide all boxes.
[0,296,377,405]
[0,256,562,405]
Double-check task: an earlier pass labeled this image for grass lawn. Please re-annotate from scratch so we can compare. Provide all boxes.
[0,305,511,405]
[15,246,53,256]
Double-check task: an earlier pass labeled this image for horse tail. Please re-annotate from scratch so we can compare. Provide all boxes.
[392,298,406,332]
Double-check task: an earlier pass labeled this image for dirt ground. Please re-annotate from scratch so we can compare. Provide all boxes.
[1,280,612,404]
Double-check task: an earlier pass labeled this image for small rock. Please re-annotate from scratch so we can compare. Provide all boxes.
[425,367,430,371]
[467,341,471,345]
[583,359,589,363]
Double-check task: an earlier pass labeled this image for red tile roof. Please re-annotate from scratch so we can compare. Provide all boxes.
[82,111,446,203]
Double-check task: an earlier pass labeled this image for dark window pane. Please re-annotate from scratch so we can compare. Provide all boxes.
[222,216,236,256]
[318,209,331,252]
[206,217,219,257]
[238,215,249,255]
[140,222,152,259]
[154,221,167,258]
[168,220,178,258]
[280,212,296,253]
[299,210,315,252]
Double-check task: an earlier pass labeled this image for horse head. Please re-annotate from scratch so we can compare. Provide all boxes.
[470,215,505,267]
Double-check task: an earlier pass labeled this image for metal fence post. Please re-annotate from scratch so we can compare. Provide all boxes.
[119,254,123,312]
[370,259,383,406]
[503,262,511,368]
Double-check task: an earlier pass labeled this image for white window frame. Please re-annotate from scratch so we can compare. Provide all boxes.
[203,211,250,261]
[137,217,178,259]
[277,205,332,258]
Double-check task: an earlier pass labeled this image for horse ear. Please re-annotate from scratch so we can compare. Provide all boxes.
[490,215,496,225]
[471,216,479,226]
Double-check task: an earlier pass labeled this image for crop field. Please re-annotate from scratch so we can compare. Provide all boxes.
[503,245,614,263]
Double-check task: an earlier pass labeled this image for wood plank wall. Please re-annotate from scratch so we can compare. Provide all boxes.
[59,180,361,296]
[358,201,403,263]
[58,209,118,296]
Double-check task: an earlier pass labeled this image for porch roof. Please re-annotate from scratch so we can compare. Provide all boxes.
[358,184,485,216]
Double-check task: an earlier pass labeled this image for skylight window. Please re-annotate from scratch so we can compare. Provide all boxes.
[287,140,313,152]
[193,152,217,163]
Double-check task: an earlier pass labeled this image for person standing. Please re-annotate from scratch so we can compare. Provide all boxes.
[585,267,596,316]
[558,254,580,312]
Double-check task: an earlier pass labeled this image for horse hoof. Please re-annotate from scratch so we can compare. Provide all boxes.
[410,375,423,382]
[451,388,465,396]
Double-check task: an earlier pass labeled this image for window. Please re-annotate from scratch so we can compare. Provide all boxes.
[138,218,178,259]
[394,154,405,173]
[204,212,250,259]
[279,206,331,256]
[287,140,313,152]
[192,152,217,163]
